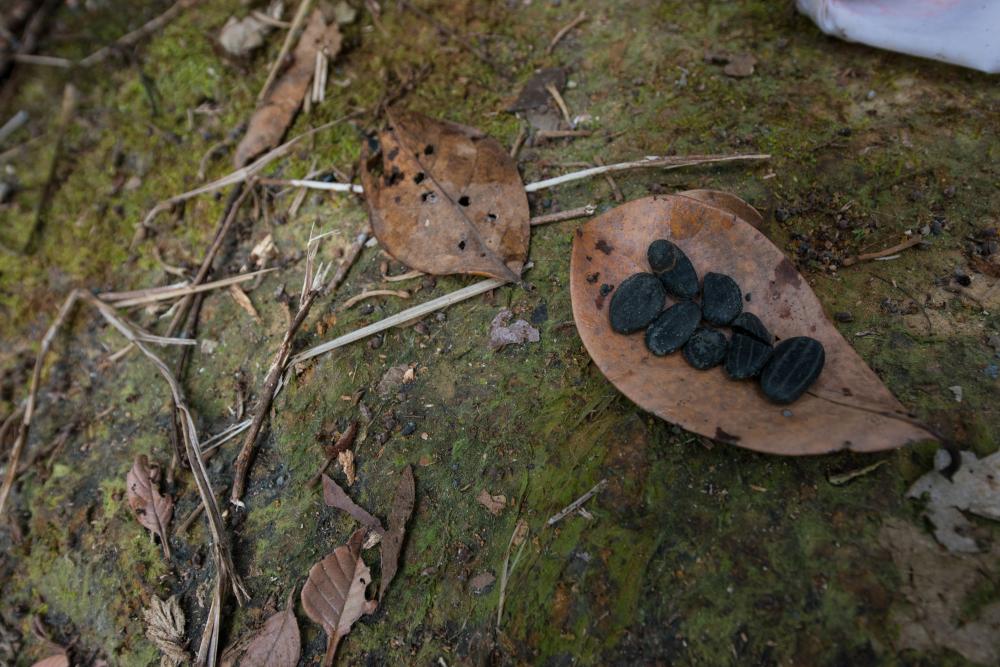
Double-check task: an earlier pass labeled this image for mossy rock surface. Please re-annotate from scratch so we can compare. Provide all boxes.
[1,1,998,665]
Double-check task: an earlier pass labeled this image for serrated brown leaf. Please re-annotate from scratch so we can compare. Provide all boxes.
[322,474,385,534]
[143,595,189,667]
[378,465,414,601]
[126,455,173,558]
[238,594,300,667]
[361,110,530,282]
[301,528,377,666]
[569,194,937,455]
[234,10,341,167]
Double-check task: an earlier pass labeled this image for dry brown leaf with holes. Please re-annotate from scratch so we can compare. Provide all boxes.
[477,489,506,515]
[301,528,378,666]
[126,455,174,558]
[234,10,341,167]
[30,656,68,667]
[238,593,300,667]
[229,284,261,322]
[570,194,936,455]
[143,595,189,667]
[360,109,530,282]
[379,465,414,601]
[322,473,384,534]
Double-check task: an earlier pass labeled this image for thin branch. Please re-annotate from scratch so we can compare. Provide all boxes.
[307,421,358,487]
[230,230,368,503]
[257,0,314,102]
[80,0,199,67]
[289,277,507,366]
[545,83,572,127]
[101,269,272,308]
[0,290,79,517]
[259,177,361,193]
[534,129,591,142]
[842,235,924,267]
[339,289,409,311]
[546,11,588,55]
[547,479,607,526]
[529,204,597,226]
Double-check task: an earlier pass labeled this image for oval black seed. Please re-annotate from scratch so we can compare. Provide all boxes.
[730,312,772,345]
[609,273,665,334]
[645,301,701,356]
[725,332,772,379]
[702,272,743,325]
[759,336,826,404]
[647,239,699,299]
[683,327,729,370]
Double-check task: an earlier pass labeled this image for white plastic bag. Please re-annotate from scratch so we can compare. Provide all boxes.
[797,0,1000,74]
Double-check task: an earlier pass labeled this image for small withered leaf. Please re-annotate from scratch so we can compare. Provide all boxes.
[379,465,415,601]
[238,593,300,667]
[301,528,377,666]
[143,595,189,667]
[322,474,385,534]
[126,455,173,559]
[361,110,530,282]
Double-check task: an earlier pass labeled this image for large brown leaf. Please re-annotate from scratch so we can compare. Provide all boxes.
[126,455,173,558]
[569,195,936,455]
[360,110,529,282]
[238,594,300,667]
[301,528,377,666]
[234,10,341,167]
[378,465,414,601]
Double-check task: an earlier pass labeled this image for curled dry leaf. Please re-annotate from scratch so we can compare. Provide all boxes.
[360,110,530,283]
[322,473,385,534]
[378,465,415,601]
[301,528,378,666]
[234,10,341,167]
[906,450,1000,553]
[143,595,189,667]
[569,195,937,455]
[238,593,300,667]
[488,308,540,351]
[126,455,174,558]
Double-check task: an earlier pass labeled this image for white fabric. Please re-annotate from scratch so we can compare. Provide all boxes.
[797,0,1000,73]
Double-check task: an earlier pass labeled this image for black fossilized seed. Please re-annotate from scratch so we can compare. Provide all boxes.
[609,272,665,334]
[683,327,729,370]
[730,312,772,344]
[725,332,772,379]
[702,272,743,325]
[647,239,699,299]
[645,301,701,356]
[759,336,825,404]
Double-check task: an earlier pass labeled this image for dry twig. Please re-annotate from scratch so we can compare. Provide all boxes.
[547,479,607,526]
[307,421,359,487]
[339,289,409,311]
[257,0,314,102]
[842,235,924,266]
[529,204,597,226]
[546,11,588,55]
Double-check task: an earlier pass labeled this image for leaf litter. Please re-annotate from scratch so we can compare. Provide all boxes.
[378,465,415,601]
[488,308,540,351]
[237,592,300,667]
[125,454,174,559]
[143,595,190,667]
[322,473,385,535]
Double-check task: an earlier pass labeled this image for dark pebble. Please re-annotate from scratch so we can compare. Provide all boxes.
[730,312,772,344]
[647,239,699,299]
[683,327,729,370]
[401,421,417,436]
[725,333,772,379]
[609,273,664,334]
[702,272,743,325]
[645,301,701,356]
[759,337,825,404]
[834,311,854,323]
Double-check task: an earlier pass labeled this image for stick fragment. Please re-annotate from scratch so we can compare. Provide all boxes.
[547,479,607,526]
[546,11,588,55]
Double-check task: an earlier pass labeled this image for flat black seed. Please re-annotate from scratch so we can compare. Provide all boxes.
[647,239,699,299]
[683,327,729,370]
[725,332,772,379]
[759,336,825,404]
[645,301,701,356]
[731,312,772,344]
[702,272,743,325]
[609,273,665,334]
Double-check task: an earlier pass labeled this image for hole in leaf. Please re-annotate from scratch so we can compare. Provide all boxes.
[420,191,438,204]
[424,145,435,155]
[458,240,466,250]
[386,167,404,187]
[414,172,425,184]
[458,195,470,207]
[486,213,498,223]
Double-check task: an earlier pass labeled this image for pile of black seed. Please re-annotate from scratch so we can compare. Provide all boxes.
[609,239,826,404]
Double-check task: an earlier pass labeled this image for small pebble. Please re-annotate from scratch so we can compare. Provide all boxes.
[948,385,963,402]
[834,311,854,323]
[647,239,699,299]
[702,272,743,325]
[759,337,825,404]
[725,333,772,379]
[401,421,417,436]
[609,273,665,334]
[984,364,999,380]
[645,301,701,356]
[683,327,729,370]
